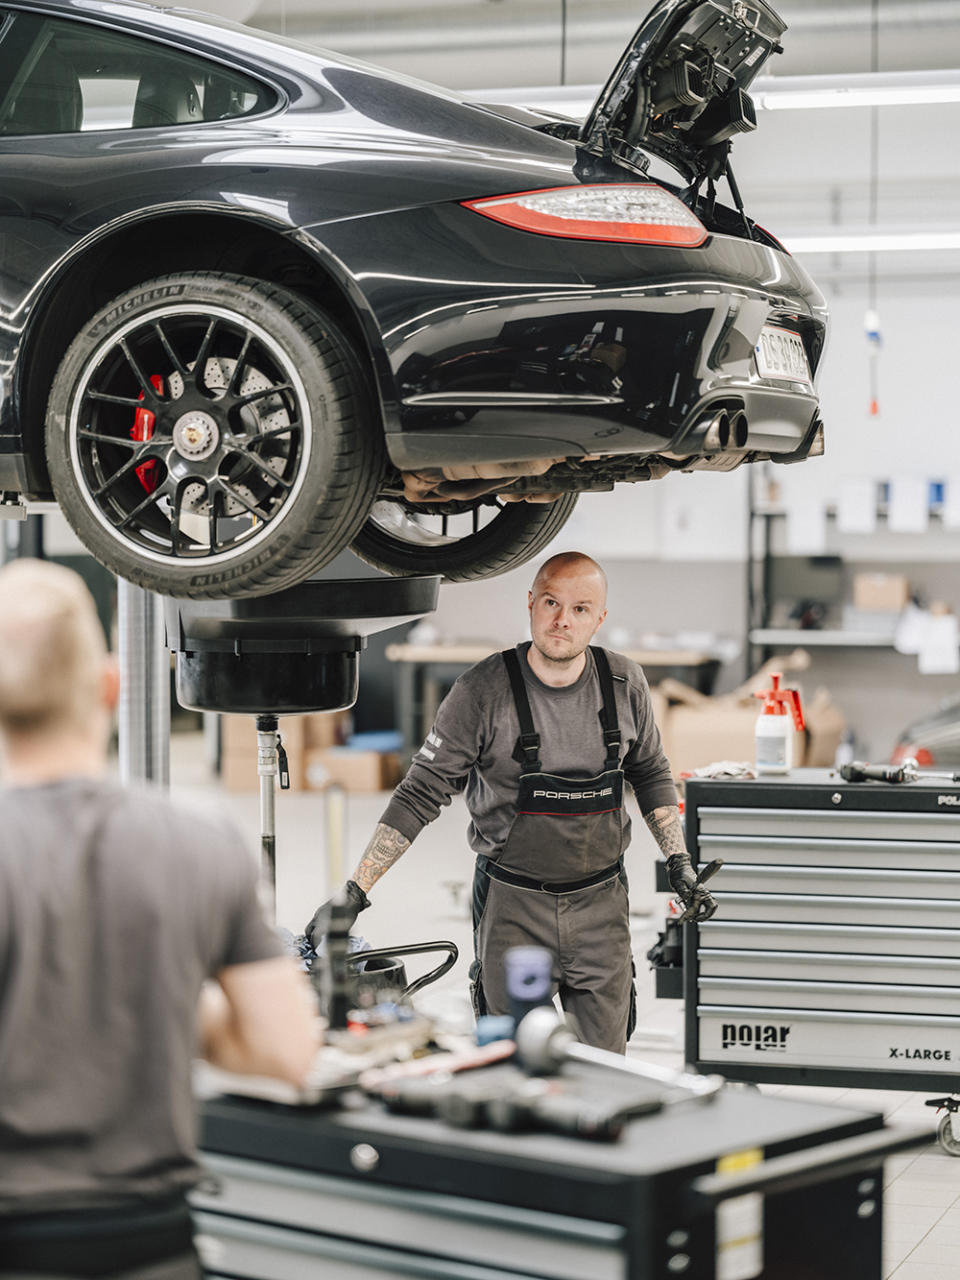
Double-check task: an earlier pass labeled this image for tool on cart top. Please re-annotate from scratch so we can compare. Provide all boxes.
[840,757,960,784]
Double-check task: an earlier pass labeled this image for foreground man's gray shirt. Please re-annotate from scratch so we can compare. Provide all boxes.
[0,776,281,1215]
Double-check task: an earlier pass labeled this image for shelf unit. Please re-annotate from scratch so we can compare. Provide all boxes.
[748,628,896,648]
[745,467,956,673]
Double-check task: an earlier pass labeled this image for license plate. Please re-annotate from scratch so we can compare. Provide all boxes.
[755,326,812,385]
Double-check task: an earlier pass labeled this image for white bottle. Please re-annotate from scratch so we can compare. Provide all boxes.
[755,703,792,774]
[754,673,803,776]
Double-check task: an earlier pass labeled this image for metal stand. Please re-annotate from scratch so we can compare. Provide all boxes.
[164,576,440,920]
[117,579,169,787]
[255,713,290,902]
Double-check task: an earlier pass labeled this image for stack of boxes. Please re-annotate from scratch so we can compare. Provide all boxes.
[218,714,403,793]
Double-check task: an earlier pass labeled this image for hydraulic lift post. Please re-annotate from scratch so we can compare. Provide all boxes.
[117,579,169,788]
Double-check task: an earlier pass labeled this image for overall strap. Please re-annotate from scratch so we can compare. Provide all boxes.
[591,646,622,770]
[502,648,542,772]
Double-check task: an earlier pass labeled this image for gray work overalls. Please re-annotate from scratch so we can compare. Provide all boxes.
[470,646,636,1053]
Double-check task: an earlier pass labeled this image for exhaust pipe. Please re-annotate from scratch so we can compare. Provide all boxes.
[701,410,730,453]
[728,410,749,450]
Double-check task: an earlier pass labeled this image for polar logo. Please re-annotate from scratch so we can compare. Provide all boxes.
[938,795,960,806]
[722,1022,791,1052]
[532,788,613,800]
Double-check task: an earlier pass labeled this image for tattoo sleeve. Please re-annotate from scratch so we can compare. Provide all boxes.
[352,823,412,893]
[642,805,687,859]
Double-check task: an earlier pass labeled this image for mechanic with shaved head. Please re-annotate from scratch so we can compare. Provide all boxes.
[0,559,317,1280]
[310,551,716,1053]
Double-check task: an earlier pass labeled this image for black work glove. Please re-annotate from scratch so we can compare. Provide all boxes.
[665,851,718,922]
[304,879,371,952]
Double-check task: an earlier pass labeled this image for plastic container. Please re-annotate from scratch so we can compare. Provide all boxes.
[754,672,804,776]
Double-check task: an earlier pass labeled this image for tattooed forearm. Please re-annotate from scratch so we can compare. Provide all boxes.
[352,823,412,893]
[643,805,687,859]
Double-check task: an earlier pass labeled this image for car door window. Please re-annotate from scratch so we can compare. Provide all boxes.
[0,11,275,136]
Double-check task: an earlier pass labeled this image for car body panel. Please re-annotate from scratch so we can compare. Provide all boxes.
[0,0,826,525]
[304,203,825,468]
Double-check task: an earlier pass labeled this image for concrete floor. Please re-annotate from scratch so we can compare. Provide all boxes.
[171,732,960,1280]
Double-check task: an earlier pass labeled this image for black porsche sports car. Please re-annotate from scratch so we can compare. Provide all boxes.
[0,0,827,598]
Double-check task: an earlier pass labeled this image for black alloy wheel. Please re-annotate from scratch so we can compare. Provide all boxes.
[45,273,383,598]
[349,492,579,582]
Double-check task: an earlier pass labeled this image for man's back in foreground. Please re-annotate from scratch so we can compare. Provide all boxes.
[0,560,317,1278]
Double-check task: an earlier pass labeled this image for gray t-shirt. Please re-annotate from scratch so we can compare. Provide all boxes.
[0,776,281,1215]
[382,643,678,857]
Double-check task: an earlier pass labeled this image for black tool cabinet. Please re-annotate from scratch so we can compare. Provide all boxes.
[194,1088,924,1279]
[684,769,960,1089]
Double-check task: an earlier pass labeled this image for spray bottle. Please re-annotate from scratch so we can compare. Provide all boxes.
[753,673,805,775]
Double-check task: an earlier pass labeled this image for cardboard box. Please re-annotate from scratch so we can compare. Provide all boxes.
[853,572,910,613]
[304,711,350,750]
[219,714,315,791]
[803,686,849,768]
[306,747,403,793]
[220,748,308,793]
[220,714,306,758]
[653,650,846,777]
[663,701,805,777]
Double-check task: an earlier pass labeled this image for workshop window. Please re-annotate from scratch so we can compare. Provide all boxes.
[0,11,275,136]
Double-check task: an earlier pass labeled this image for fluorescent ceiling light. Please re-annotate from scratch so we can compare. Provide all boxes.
[754,69,960,110]
[472,69,960,119]
[783,229,960,254]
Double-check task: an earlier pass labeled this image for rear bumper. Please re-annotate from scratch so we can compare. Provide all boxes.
[310,204,828,470]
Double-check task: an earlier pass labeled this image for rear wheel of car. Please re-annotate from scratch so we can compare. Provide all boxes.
[45,273,383,598]
[349,493,578,582]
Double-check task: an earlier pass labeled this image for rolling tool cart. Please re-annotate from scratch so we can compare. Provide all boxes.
[193,1077,925,1279]
[682,770,960,1113]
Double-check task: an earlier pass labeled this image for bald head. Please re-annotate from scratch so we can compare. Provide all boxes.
[0,559,110,739]
[527,552,608,681]
[531,552,608,606]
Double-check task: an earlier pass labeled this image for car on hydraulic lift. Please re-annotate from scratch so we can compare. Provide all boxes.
[0,0,827,598]
[891,697,960,772]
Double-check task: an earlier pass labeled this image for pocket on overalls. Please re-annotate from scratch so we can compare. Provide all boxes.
[468,957,488,1018]
[627,958,638,1041]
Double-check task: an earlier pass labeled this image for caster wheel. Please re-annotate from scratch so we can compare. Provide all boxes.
[937,1114,960,1156]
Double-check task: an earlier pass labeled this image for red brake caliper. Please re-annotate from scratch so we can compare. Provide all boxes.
[131,374,165,493]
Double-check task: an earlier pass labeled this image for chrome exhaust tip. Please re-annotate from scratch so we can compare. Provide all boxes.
[701,410,730,453]
[808,419,825,457]
[729,410,749,450]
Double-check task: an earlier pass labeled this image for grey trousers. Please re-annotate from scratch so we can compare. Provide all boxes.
[474,872,634,1053]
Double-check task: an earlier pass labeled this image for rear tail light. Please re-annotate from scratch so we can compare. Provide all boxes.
[891,744,934,766]
[461,184,707,247]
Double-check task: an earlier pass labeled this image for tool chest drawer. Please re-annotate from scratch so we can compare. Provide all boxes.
[699,977,960,1016]
[700,834,960,872]
[698,805,958,843]
[685,771,960,1089]
[698,1006,960,1074]
[700,919,960,958]
[709,892,960,930]
[699,948,960,986]
[712,862,960,898]
[192,1153,623,1280]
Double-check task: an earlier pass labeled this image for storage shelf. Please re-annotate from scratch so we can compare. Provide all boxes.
[748,628,896,648]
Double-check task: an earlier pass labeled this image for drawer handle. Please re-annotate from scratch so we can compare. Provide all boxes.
[688,1126,929,1205]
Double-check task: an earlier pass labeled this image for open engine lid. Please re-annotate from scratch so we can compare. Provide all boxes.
[580,0,786,183]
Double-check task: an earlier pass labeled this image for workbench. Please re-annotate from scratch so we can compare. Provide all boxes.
[193,1085,923,1278]
[386,643,719,754]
